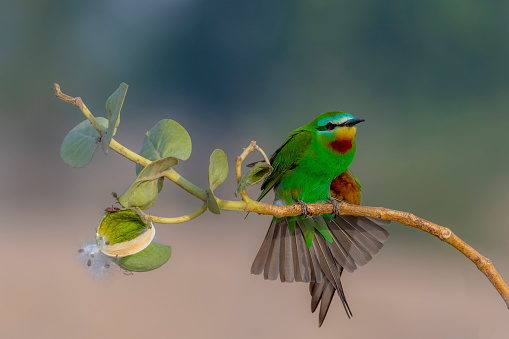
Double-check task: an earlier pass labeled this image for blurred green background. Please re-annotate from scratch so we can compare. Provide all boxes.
[1,1,508,338]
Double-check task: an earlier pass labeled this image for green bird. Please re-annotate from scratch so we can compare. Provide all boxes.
[251,111,390,326]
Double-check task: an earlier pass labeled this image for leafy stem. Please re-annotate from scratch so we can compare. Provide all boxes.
[141,203,208,224]
[55,83,509,311]
[55,84,207,203]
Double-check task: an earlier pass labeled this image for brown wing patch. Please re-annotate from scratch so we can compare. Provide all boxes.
[330,170,361,205]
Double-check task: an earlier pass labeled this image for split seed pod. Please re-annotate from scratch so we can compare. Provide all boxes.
[96,208,155,258]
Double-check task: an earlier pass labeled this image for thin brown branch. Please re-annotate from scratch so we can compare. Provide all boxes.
[235,140,262,203]
[253,143,271,165]
[54,83,105,136]
[242,200,509,309]
[235,140,258,184]
[231,140,509,309]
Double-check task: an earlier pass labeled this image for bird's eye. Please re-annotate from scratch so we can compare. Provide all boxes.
[326,122,335,130]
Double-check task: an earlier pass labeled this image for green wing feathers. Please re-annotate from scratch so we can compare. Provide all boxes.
[257,130,313,202]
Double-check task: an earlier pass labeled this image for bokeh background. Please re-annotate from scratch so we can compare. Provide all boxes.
[1,1,509,338]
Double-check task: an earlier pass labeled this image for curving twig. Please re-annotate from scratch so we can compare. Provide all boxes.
[140,203,208,224]
[54,84,105,136]
[55,83,509,310]
[238,200,509,308]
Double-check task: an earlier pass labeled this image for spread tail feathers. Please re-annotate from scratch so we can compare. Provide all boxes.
[251,214,389,326]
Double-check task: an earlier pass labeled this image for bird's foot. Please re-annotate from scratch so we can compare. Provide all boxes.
[328,197,341,216]
[296,200,312,216]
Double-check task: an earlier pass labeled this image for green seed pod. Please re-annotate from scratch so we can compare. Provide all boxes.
[96,208,155,258]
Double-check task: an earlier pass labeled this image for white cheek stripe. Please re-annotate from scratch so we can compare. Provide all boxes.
[317,115,353,129]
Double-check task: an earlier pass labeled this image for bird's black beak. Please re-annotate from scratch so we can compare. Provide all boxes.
[342,118,365,127]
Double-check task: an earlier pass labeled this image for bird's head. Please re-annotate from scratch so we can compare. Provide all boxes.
[313,112,364,154]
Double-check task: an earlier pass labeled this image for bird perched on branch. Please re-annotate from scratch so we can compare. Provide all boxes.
[251,111,390,326]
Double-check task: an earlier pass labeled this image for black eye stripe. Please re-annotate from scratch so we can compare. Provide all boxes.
[316,117,363,131]
[317,122,341,131]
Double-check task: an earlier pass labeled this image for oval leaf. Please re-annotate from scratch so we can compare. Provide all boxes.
[117,242,172,272]
[119,157,178,209]
[208,149,228,192]
[206,189,221,215]
[60,117,108,168]
[136,119,192,175]
[137,157,178,181]
[235,162,273,196]
[119,181,159,210]
[102,83,128,154]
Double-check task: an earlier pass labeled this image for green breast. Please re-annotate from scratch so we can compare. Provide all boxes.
[274,137,356,205]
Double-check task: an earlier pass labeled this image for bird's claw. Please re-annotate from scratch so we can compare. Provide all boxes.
[328,197,341,215]
[297,200,312,216]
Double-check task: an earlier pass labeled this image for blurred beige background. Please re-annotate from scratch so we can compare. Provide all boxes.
[1,1,509,338]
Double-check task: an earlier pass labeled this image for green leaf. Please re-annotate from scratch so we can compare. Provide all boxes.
[157,177,164,192]
[119,157,178,209]
[116,242,172,272]
[235,162,272,196]
[60,117,108,168]
[102,83,128,154]
[206,189,221,215]
[136,119,192,175]
[205,149,227,215]
[208,149,228,192]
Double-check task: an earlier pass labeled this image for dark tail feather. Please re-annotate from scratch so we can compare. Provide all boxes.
[251,219,278,276]
[309,215,389,326]
[313,232,352,320]
[310,269,346,327]
[251,215,389,326]
[251,219,312,283]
